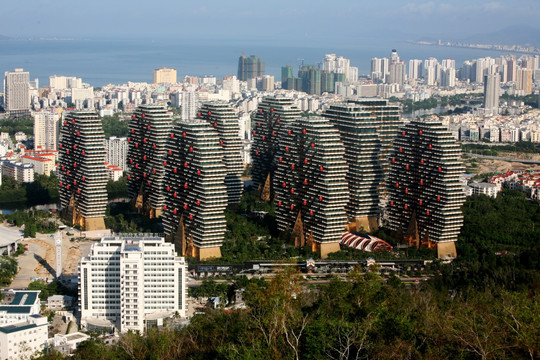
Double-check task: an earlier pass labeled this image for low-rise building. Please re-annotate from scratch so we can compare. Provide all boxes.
[46,332,90,356]
[0,291,41,325]
[46,295,74,310]
[469,182,500,197]
[0,159,34,183]
[21,154,54,176]
[0,315,48,360]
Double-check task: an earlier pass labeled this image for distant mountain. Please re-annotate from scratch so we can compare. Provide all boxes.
[463,26,540,47]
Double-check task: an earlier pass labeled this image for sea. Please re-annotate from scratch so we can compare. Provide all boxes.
[0,37,516,88]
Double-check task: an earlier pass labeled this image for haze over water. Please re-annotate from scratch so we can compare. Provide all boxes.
[0,37,516,88]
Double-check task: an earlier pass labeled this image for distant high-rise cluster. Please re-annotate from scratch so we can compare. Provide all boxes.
[4,68,30,118]
[386,119,465,258]
[58,111,108,231]
[237,55,264,81]
[126,105,172,218]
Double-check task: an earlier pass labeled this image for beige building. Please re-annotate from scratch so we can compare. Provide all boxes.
[153,67,177,84]
[21,154,54,175]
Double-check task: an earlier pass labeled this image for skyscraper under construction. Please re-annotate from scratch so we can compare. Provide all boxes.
[237,55,264,81]
[386,118,465,258]
[126,105,172,218]
[58,111,108,231]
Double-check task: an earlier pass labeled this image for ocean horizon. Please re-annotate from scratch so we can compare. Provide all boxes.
[0,37,515,88]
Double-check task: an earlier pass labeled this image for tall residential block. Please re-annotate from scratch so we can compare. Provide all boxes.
[181,91,198,121]
[153,67,177,84]
[281,65,295,90]
[4,68,30,118]
[386,119,465,258]
[104,136,129,171]
[483,73,500,115]
[126,105,172,218]
[58,111,108,231]
[33,109,60,150]
[237,55,264,81]
[79,234,187,334]
[324,99,401,228]
[273,117,348,258]
[251,96,301,200]
[198,102,244,205]
[162,122,228,260]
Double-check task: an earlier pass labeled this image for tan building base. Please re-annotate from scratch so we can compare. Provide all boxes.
[148,208,162,219]
[437,241,457,259]
[84,217,106,231]
[319,242,341,259]
[347,216,378,233]
[197,246,222,261]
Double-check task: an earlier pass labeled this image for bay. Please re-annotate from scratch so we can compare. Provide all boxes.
[0,37,514,88]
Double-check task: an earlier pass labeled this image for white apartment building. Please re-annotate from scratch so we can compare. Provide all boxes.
[104,136,128,171]
[470,182,500,197]
[79,234,187,334]
[33,109,59,151]
[0,160,34,183]
[181,91,199,121]
[0,315,48,360]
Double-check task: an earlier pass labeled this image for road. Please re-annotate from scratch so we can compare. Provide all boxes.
[466,153,540,164]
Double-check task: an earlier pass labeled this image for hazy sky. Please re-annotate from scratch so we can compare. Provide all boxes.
[2,0,539,44]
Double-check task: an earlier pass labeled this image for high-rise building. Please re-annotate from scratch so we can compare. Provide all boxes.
[33,109,59,150]
[507,56,517,82]
[281,65,295,90]
[516,68,533,94]
[237,55,264,81]
[251,96,301,199]
[104,136,129,171]
[484,73,500,114]
[273,117,349,258]
[153,67,177,84]
[408,59,423,80]
[423,58,438,85]
[259,75,275,91]
[440,68,456,88]
[298,66,322,95]
[323,99,401,232]
[4,68,30,118]
[126,105,172,218]
[162,121,228,260]
[386,119,465,258]
[198,102,244,205]
[389,61,406,86]
[321,71,335,93]
[58,111,108,231]
[79,234,187,334]
[181,91,199,121]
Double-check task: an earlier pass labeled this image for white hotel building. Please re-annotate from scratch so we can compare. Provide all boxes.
[79,234,187,333]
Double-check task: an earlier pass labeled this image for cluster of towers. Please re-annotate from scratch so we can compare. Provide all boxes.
[58,96,465,259]
[58,103,244,260]
[251,96,464,258]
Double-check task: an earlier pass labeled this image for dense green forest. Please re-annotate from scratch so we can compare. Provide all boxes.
[0,173,59,205]
[0,117,34,136]
[106,177,128,200]
[102,114,129,138]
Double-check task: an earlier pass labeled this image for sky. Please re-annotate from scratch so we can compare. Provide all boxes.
[1,0,539,45]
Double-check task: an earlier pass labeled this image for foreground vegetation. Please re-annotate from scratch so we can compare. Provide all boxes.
[33,189,539,360]
[0,174,59,205]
